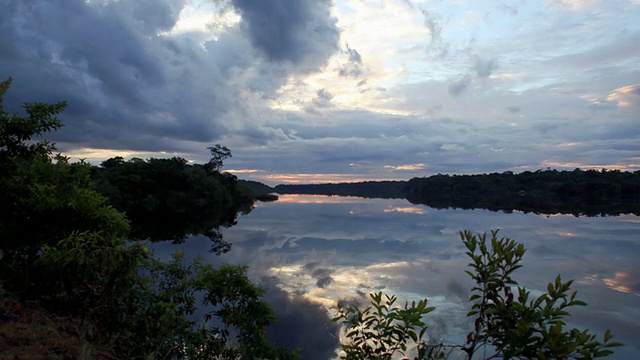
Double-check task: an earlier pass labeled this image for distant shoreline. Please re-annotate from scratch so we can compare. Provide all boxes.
[270,169,640,217]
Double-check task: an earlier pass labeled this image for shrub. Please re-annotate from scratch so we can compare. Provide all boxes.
[333,230,623,359]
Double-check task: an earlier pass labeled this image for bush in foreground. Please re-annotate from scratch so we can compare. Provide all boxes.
[333,230,623,359]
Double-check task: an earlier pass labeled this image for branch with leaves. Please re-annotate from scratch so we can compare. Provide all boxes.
[333,230,624,359]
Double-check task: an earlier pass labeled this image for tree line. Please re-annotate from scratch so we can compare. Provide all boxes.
[406,170,640,216]
[275,170,640,216]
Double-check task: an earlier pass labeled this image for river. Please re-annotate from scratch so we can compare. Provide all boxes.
[152,194,640,359]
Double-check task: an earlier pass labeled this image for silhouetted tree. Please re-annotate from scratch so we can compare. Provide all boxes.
[207,144,232,173]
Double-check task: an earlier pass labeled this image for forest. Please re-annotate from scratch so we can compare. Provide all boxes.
[91,155,265,253]
[275,169,640,216]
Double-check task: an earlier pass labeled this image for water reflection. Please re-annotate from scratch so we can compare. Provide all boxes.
[158,194,640,359]
[274,193,377,204]
[384,206,427,214]
[603,272,639,295]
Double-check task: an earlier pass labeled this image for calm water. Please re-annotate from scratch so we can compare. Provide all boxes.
[153,194,640,359]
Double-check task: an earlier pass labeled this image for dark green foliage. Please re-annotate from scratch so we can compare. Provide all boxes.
[237,179,279,202]
[0,77,129,296]
[406,170,640,216]
[238,179,276,196]
[275,181,408,199]
[275,170,640,216]
[334,230,623,359]
[31,238,298,359]
[333,292,436,359]
[92,155,251,244]
[207,143,232,173]
[0,77,65,161]
[100,251,298,359]
[461,230,622,359]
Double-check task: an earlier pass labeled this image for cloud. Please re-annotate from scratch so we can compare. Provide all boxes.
[473,55,498,78]
[1,0,638,181]
[440,143,465,152]
[606,84,640,110]
[0,0,344,157]
[1,1,245,152]
[346,45,362,63]
[384,163,426,171]
[499,4,519,16]
[304,88,334,115]
[338,45,364,77]
[548,0,602,11]
[420,9,443,44]
[231,0,340,70]
[419,8,449,58]
[303,262,336,288]
[313,88,334,107]
[446,54,497,96]
[448,74,473,96]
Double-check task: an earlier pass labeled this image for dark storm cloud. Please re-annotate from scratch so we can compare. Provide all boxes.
[1,0,340,153]
[0,0,235,151]
[231,0,340,69]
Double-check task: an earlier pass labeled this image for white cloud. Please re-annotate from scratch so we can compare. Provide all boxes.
[607,84,640,110]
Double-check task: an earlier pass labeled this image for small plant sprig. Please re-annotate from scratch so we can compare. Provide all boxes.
[461,229,624,359]
[333,291,438,360]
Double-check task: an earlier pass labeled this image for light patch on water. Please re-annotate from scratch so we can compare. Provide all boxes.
[384,206,427,214]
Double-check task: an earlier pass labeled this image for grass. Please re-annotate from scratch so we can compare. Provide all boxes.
[0,286,115,360]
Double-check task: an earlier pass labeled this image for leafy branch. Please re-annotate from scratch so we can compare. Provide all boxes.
[333,230,624,359]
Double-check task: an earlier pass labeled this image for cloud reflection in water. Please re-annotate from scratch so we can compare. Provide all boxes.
[210,195,640,358]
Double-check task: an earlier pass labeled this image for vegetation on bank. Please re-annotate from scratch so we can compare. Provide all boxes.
[275,170,640,216]
[275,181,407,199]
[406,171,640,216]
[0,77,624,358]
[92,155,245,243]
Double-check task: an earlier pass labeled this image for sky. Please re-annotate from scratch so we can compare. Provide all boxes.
[1,0,639,185]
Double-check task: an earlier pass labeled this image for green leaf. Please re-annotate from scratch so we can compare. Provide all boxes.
[409,331,418,342]
[595,350,614,357]
[605,342,624,347]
